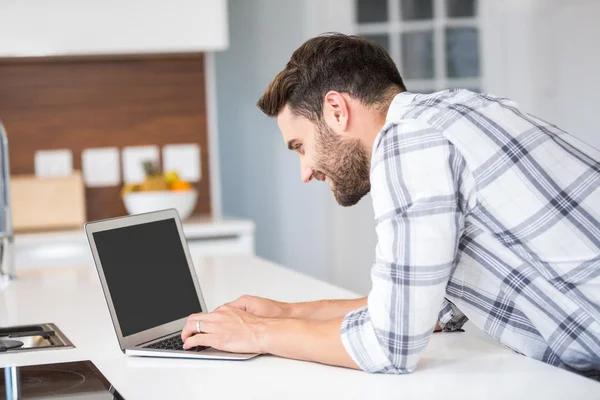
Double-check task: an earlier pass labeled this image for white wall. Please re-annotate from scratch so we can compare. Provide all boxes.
[538,0,600,149]
[480,0,543,111]
[214,0,332,281]
[329,193,378,295]
[216,0,381,294]
[482,0,600,149]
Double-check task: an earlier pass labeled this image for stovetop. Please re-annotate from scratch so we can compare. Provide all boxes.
[0,323,74,353]
[1,360,124,399]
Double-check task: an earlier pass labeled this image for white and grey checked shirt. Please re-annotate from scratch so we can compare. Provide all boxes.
[340,89,600,376]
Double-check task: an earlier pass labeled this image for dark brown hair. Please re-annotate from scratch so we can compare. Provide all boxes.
[257,32,406,122]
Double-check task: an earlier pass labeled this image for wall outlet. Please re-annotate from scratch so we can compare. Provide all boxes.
[82,147,121,187]
[122,145,160,184]
[162,144,201,182]
[34,149,73,178]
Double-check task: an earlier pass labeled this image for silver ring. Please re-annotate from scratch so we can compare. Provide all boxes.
[196,320,201,333]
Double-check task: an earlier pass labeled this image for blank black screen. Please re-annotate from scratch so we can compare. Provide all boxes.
[93,218,202,337]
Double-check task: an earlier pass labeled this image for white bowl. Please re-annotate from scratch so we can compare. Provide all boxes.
[122,189,198,221]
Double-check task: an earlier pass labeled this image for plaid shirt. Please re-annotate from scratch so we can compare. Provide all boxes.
[340,89,600,375]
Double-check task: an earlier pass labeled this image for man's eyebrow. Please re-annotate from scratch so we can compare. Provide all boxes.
[287,139,299,150]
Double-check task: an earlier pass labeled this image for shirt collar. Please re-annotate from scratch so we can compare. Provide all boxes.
[371,92,418,168]
[385,91,418,122]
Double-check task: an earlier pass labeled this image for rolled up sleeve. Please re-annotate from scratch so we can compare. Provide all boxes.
[438,298,468,332]
[340,120,472,373]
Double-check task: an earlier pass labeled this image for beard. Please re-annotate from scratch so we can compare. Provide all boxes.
[313,122,371,207]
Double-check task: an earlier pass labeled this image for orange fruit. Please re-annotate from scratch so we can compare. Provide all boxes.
[170,180,192,191]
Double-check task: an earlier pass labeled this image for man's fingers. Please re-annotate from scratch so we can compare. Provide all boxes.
[183,333,218,350]
[181,313,218,341]
[187,312,221,323]
[181,323,195,342]
[187,318,216,334]
[187,312,213,321]
[215,303,236,313]
[222,295,256,311]
[229,296,250,308]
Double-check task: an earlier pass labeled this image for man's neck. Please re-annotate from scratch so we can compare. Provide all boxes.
[362,90,402,156]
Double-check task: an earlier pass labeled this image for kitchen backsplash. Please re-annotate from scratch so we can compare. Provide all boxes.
[0,55,212,221]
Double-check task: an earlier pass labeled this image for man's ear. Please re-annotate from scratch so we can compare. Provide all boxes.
[323,91,349,132]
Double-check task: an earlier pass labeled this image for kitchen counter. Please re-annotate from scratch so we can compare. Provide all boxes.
[13,216,255,270]
[1,255,599,399]
[14,216,255,243]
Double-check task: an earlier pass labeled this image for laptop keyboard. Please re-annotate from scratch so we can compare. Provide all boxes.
[143,335,208,352]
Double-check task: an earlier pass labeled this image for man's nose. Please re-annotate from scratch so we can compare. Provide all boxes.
[301,167,314,183]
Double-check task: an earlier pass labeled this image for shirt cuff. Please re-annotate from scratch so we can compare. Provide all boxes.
[437,299,468,332]
[340,306,410,374]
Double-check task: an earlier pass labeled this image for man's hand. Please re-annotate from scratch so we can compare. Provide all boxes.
[181,306,268,354]
[181,308,359,370]
[218,295,290,318]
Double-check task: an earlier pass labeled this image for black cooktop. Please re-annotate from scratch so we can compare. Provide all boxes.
[0,360,124,399]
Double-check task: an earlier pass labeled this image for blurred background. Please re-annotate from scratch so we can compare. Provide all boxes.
[1,0,598,295]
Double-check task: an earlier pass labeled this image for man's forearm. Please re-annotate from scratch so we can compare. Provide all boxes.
[260,317,360,370]
[286,297,367,321]
[285,297,442,331]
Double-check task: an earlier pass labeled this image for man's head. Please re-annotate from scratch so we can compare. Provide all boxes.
[257,33,405,206]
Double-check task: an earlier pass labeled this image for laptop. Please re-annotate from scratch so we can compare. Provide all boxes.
[84,208,258,360]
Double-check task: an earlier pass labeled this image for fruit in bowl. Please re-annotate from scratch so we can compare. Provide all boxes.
[121,161,198,220]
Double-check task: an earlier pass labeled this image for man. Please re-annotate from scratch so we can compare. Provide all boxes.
[182,33,600,376]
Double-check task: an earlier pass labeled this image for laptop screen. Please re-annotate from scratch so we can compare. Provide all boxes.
[93,218,202,337]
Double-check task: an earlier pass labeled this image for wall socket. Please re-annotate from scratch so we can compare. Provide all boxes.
[82,147,121,187]
[162,144,201,182]
[34,149,73,178]
[122,145,160,184]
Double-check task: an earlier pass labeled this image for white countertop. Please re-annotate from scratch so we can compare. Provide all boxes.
[1,255,599,399]
[14,216,255,244]
[13,216,256,270]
